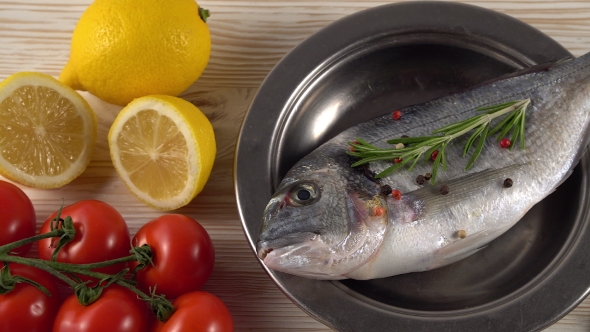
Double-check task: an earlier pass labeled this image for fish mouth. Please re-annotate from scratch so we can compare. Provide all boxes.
[256,230,374,280]
[258,247,273,260]
[256,231,319,261]
[258,238,347,279]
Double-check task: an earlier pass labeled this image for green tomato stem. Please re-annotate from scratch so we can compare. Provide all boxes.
[1,254,78,289]
[0,249,175,321]
[0,229,64,255]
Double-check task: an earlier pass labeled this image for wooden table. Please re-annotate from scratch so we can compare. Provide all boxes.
[1,0,590,331]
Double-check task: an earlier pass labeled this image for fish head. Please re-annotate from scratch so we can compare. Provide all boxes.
[257,165,388,279]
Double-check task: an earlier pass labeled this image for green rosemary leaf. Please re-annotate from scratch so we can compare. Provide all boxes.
[387,136,436,145]
[520,107,526,149]
[375,159,411,178]
[463,124,486,157]
[441,145,448,170]
[407,154,422,172]
[431,147,443,183]
[354,137,378,149]
[424,144,441,162]
[346,151,365,158]
[466,124,489,170]
[509,113,522,151]
[477,100,518,112]
[495,113,518,141]
[352,148,400,156]
[488,111,516,137]
[350,154,399,167]
[432,116,481,135]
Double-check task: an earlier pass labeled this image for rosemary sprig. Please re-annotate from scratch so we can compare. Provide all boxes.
[348,98,531,183]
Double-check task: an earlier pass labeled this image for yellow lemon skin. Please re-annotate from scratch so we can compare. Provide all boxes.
[108,95,216,210]
[60,0,211,106]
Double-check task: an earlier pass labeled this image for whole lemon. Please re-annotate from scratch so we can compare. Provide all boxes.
[60,0,211,106]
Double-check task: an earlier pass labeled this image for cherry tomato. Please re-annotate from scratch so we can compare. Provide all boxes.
[130,214,214,299]
[38,200,130,276]
[53,285,148,332]
[0,180,36,255]
[0,263,60,332]
[151,291,233,332]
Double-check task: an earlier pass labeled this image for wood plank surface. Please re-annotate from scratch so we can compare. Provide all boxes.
[1,0,590,331]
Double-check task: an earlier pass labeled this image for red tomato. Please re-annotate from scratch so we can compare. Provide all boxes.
[151,291,233,332]
[53,285,148,332]
[38,200,130,276]
[0,180,36,255]
[0,263,60,332]
[130,214,214,298]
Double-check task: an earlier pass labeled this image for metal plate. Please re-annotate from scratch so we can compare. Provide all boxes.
[235,2,590,331]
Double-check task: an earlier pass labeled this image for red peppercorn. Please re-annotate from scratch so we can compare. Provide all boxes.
[392,110,402,120]
[500,138,511,148]
[350,140,359,152]
[393,158,403,164]
[392,189,402,200]
[373,206,385,217]
[430,150,439,161]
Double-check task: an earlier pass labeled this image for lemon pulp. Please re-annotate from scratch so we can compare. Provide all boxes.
[109,95,215,210]
[0,72,96,188]
[116,109,190,200]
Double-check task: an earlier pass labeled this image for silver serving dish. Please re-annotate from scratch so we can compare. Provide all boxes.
[235,2,590,331]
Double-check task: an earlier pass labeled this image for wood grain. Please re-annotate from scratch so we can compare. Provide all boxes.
[1,1,590,331]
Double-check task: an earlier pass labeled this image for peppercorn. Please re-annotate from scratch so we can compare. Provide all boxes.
[392,110,402,120]
[392,189,402,200]
[380,184,393,196]
[500,138,511,148]
[503,178,513,188]
[393,158,403,164]
[430,150,439,161]
[424,173,432,180]
[440,185,449,195]
[457,230,467,239]
[395,143,405,149]
[373,206,385,217]
[416,174,425,185]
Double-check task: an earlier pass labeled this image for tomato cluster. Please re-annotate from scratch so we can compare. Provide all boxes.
[0,180,233,332]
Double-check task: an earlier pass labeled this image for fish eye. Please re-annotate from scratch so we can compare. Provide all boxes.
[297,189,311,201]
[289,182,320,206]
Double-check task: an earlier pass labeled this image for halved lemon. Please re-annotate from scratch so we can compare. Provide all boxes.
[108,95,216,210]
[0,72,97,188]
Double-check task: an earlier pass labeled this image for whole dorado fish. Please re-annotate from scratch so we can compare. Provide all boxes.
[257,52,590,280]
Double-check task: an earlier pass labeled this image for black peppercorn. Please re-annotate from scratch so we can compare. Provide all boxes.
[440,185,449,195]
[380,184,393,196]
[503,178,513,188]
[416,175,425,185]
[424,172,432,180]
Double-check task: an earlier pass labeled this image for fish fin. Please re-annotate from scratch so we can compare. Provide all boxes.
[430,225,510,270]
[410,165,525,218]
[346,192,370,224]
[465,56,574,91]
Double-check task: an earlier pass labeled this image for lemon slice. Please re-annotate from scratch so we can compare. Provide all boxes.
[108,95,216,210]
[0,72,97,188]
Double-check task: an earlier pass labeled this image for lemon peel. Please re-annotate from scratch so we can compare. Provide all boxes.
[60,0,211,106]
